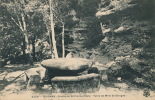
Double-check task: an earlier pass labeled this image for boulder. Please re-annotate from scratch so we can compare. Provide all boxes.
[24,66,46,84]
[51,73,100,93]
[66,52,73,58]
[41,58,92,71]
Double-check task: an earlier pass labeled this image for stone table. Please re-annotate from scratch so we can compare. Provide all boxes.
[41,58,93,78]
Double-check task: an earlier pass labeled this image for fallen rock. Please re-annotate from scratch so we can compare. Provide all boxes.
[101,74,108,81]
[114,83,129,89]
[114,26,125,33]
[42,85,52,90]
[24,66,46,84]
[102,28,111,34]
[106,61,122,71]
[105,61,116,68]
[115,56,126,61]
[133,78,144,83]
[102,37,109,43]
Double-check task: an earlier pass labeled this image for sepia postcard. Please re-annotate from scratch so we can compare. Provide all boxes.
[0,0,155,100]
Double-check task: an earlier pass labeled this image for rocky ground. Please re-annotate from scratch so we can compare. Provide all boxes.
[0,62,155,100]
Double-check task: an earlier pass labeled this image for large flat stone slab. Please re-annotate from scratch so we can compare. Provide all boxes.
[51,73,100,82]
[41,58,92,71]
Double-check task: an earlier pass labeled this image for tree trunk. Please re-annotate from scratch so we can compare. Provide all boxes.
[49,33,54,59]
[22,36,26,63]
[100,22,104,34]
[49,0,58,58]
[62,24,65,58]
[24,34,33,65]
[21,13,33,65]
[32,36,36,61]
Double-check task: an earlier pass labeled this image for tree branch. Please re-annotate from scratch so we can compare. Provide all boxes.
[21,13,26,31]
[11,17,20,28]
[53,11,63,24]
[17,16,24,31]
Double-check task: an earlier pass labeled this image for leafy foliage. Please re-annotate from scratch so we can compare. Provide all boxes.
[98,0,155,89]
[0,0,47,64]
